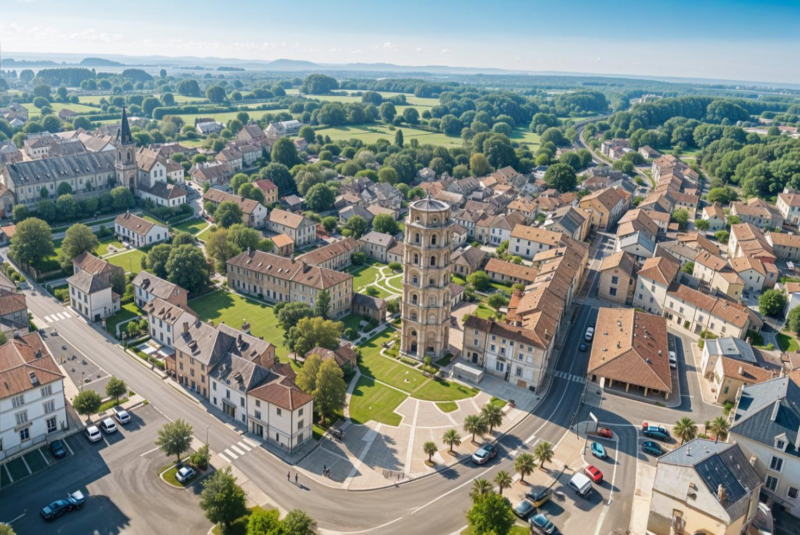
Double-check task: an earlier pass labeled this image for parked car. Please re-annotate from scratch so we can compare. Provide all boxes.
[85,425,102,443]
[471,444,497,465]
[568,472,593,497]
[579,343,588,352]
[525,488,552,508]
[99,418,117,434]
[590,442,607,460]
[596,427,613,439]
[49,439,67,458]
[584,326,595,342]
[529,513,556,535]
[175,466,196,483]
[40,491,85,521]
[669,351,677,369]
[642,441,663,456]
[584,465,604,483]
[642,423,670,441]
[513,499,535,519]
[113,407,130,425]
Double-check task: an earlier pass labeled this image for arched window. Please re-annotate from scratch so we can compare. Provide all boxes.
[429,296,436,307]
[430,256,436,267]
[411,312,417,321]
[411,330,417,337]
[414,233,420,244]
[413,275,419,285]
[432,217,438,225]
[429,278,435,287]
[415,216,421,223]
[414,253,419,265]
[431,234,437,246]
[412,294,418,305]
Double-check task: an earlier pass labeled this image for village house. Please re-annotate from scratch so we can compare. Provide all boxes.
[509,225,568,260]
[484,258,538,286]
[237,123,268,145]
[191,162,233,188]
[209,354,273,426]
[506,198,538,222]
[728,224,776,262]
[475,212,527,245]
[203,189,268,229]
[729,257,776,293]
[358,232,396,263]
[72,252,124,286]
[66,270,120,322]
[265,120,303,139]
[305,344,358,369]
[254,179,279,205]
[267,209,316,247]
[711,356,774,405]
[132,272,189,309]
[270,234,295,257]
[246,375,314,453]
[638,145,660,159]
[731,198,784,229]
[676,231,722,257]
[777,190,800,226]
[296,237,360,270]
[692,251,729,285]
[654,241,699,268]
[701,202,727,231]
[543,205,590,241]
[766,232,800,261]
[451,246,488,278]
[578,187,627,230]
[597,251,637,305]
[351,293,387,323]
[114,212,169,248]
[632,254,681,315]
[0,290,28,338]
[663,284,762,339]
[144,298,198,349]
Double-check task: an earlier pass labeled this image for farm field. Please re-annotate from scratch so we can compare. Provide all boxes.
[23,102,99,117]
[286,89,437,108]
[166,108,289,126]
[315,123,538,149]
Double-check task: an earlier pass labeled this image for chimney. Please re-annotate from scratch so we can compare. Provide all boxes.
[34,349,42,359]
[738,366,744,376]
[241,319,250,334]
[771,400,781,422]
[717,485,728,505]
[183,322,189,334]
[746,336,752,344]
[749,454,757,467]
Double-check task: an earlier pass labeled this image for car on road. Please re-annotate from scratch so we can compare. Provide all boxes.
[596,427,613,439]
[513,499,535,519]
[642,441,663,456]
[49,439,67,458]
[471,443,497,465]
[99,418,117,434]
[525,487,552,508]
[529,513,557,534]
[85,425,102,443]
[113,407,131,424]
[590,442,607,460]
[642,423,670,441]
[175,466,196,483]
[579,342,588,352]
[669,351,677,369]
[584,465,604,483]
[584,326,595,341]
[40,490,85,521]
[61,345,67,351]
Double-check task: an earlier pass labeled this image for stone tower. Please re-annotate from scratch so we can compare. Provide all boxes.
[115,106,137,193]
[400,196,453,359]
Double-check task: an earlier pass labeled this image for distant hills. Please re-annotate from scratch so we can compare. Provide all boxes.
[80,57,124,67]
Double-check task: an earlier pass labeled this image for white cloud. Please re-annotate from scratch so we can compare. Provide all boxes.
[441,48,450,54]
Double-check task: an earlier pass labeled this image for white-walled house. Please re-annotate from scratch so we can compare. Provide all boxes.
[209,355,272,426]
[632,255,680,315]
[0,333,68,461]
[114,212,169,248]
[143,298,197,349]
[247,376,314,453]
[67,270,120,322]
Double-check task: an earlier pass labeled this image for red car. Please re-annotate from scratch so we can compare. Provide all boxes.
[597,427,612,439]
[584,465,604,483]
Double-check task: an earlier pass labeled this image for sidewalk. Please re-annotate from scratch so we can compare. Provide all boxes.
[629,461,657,535]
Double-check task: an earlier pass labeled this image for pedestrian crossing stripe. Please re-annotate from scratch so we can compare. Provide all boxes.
[230,444,245,456]
[237,441,251,452]
[218,452,230,463]
[224,448,238,460]
[554,371,586,384]
[43,311,73,323]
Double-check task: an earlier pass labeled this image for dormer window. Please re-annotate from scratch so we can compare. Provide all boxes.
[775,436,787,451]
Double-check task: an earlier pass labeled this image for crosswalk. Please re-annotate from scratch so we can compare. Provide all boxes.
[217,437,260,464]
[553,371,586,384]
[42,311,74,324]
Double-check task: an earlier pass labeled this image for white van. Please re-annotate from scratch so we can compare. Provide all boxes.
[568,472,593,497]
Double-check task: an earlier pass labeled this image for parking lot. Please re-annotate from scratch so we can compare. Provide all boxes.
[45,332,112,398]
[0,404,211,535]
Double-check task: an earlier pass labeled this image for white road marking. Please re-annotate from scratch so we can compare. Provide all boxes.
[39,447,50,465]
[43,315,54,323]
[224,448,238,460]
[140,446,161,457]
[237,441,251,452]
[64,439,74,455]
[218,452,231,463]
[410,463,498,516]
[243,437,259,448]
[593,436,620,535]
[230,444,245,456]
[5,514,24,524]
[323,515,405,534]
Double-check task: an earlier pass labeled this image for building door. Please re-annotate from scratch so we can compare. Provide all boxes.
[224,403,236,419]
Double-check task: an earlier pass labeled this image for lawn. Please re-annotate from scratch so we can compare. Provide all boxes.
[189,290,287,358]
[166,108,289,126]
[349,376,406,426]
[160,464,200,488]
[196,225,217,242]
[106,249,147,274]
[106,302,144,338]
[436,401,458,413]
[23,102,99,117]
[141,214,166,225]
[778,331,800,353]
[171,218,208,236]
[462,525,529,535]
[412,377,478,402]
[451,274,467,286]
[95,236,125,256]
[489,281,514,295]
[473,304,497,319]
[341,313,367,332]
[365,285,392,299]
[350,264,383,291]
[384,274,403,293]
[490,397,508,409]
[314,124,467,148]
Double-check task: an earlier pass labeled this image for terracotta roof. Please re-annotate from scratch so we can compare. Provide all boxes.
[588,308,671,393]
[254,179,278,192]
[618,209,658,238]
[695,251,727,272]
[464,315,553,350]
[203,189,263,215]
[115,212,160,237]
[0,333,63,400]
[768,232,800,248]
[271,234,294,248]
[248,376,313,410]
[67,270,111,294]
[269,208,306,229]
[297,237,359,266]
[510,224,565,246]
[668,284,756,329]
[677,232,720,256]
[785,282,800,294]
[72,251,119,276]
[580,187,624,212]
[227,249,352,289]
[306,345,358,368]
[143,297,196,325]
[718,356,774,384]
[0,290,26,316]
[485,258,539,284]
[703,202,726,220]
[729,257,766,277]
[779,193,800,207]
[599,251,636,276]
[638,254,680,286]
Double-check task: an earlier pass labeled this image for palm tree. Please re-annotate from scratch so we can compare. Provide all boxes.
[494,471,512,496]
[442,428,462,453]
[470,478,493,502]
[481,403,504,434]
[709,416,730,443]
[464,414,488,444]
[534,441,555,471]
[674,417,698,445]
[423,441,438,463]
[514,452,536,484]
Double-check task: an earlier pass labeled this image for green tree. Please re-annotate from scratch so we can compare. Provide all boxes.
[534,441,555,470]
[470,153,491,177]
[514,452,536,483]
[314,289,331,319]
[155,418,193,464]
[227,224,261,252]
[464,414,488,443]
[205,85,227,103]
[277,302,314,333]
[467,271,490,291]
[372,214,399,235]
[286,316,343,357]
[714,230,730,243]
[72,389,102,416]
[694,219,710,232]
[247,508,280,535]
[10,218,53,267]
[146,243,172,278]
[759,289,786,317]
[423,440,438,463]
[379,102,397,123]
[470,478,494,502]
[378,167,398,185]
[480,402,504,433]
[206,228,240,272]
[487,293,509,313]
[172,232,194,247]
[709,416,730,443]
[199,467,247,532]
[543,163,577,193]
[230,173,250,193]
[111,186,135,210]
[321,216,338,233]
[56,194,78,221]
[57,181,73,196]
[681,261,695,274]
[59,223,99,269]
[299,126,315,144]
[494,471,512,496]
[394,129,404,147]
[215,201,244,229]
[271,137,300,168]
[238,183,265,204]
[166,245,211,294]
[0,522,16,535]
[674,417,698,445]
[12,205,30,223]
[787,306,800,335]
[296,354,322,394]
[346,215,369,239]
[314,359,347,423]
[279,510,317,535]
[442,428,462,453]
[671,209,690,231]
[105,376,127,404]
[305,183,335,212]
[466,492,515,535]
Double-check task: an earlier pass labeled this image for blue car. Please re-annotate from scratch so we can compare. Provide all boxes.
[513,499,536,519]
[642,441,663,456]
[590,441,607,460]
[530,513,557,534]
[49,439,67,458]
[40,491,85,521]
[642,423,671,442]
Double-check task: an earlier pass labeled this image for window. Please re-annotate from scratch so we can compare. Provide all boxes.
[41,385,52,397]
[255,400,261,408]
[776,438,787,450]
[47,416,57,433]
[766,475,780,492]
[495,362,504,372]
[299,408,304,417]
[43,400,55,414]
[19,428,30,442]
[255,410,261,420]
[15,411,28,425]
[298,420,304,431]
[770,456,784,473]
[12,394,24,408]
[611,276,619,285]
[789,487,799,500]
[277,408,282,416]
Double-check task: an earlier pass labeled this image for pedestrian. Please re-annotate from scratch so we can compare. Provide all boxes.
[323,464,327,474]
[295,473,299,484]
[287,471,290,482]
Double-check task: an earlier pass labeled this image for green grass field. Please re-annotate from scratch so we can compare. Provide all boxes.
[384,274,403,293]
[189,290,287,358]
[196,224,217,242]
[778,330,800,353]
[96,236,126,256]
[106,249,147,274]
[23,102,99,117]
[350,263,383,291]
[106,302,143,338]
[171,218,208,236]
[163,107,289,126]
[436,401,458,413]
[349,376,406,426]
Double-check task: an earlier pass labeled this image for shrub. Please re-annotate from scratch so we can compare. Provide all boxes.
[388,262,402,272]
[344,328,358,341]
[190,444,210,470]
[54,288,69,302]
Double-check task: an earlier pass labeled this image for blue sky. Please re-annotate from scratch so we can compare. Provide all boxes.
[3,0,800,83]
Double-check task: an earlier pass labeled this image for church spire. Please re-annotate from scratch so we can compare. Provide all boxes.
[118,105,133,145]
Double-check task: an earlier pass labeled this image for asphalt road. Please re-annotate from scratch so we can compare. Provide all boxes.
[17,282,612,535]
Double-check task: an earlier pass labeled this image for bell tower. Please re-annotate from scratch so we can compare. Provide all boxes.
[400,196,453,360]
[115,106,137,193]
